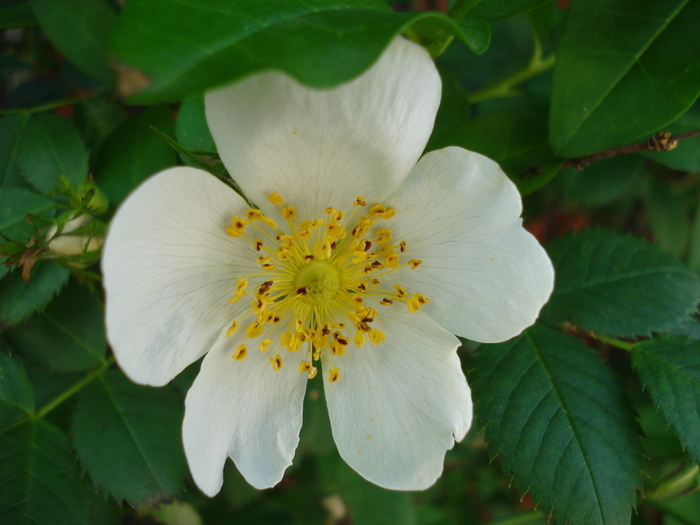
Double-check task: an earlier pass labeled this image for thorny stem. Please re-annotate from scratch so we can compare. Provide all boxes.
[0,355,115,434]
[561,129,700,170]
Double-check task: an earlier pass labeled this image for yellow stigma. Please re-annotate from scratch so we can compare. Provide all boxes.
[294,260,341,305]
[220,193,429,382]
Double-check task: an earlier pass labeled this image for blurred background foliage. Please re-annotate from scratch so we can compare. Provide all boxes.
[1,0,700,523]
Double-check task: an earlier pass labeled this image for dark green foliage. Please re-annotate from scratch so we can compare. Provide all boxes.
[0,420,94,525]
[95,106,176,207]
[5,279,107,371]
[550,0,700,157]
[469,324,643,524]
[110,0,491,103]
[0,352,34,429]
[0,263,70,327]
[542,230,700,337]
[632,337,700,464]
[71,369,188,505]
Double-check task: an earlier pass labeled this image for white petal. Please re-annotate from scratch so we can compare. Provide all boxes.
[205,37,441,220]
[323,306,472,490]
[183,326,308,495]
[384,147,554,343]
[102,167,258,386]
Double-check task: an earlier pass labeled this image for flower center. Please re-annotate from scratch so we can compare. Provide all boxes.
[221,192,429,383]
[294,260,341,305]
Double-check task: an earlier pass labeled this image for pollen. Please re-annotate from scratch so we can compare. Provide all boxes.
[220,193,428,382]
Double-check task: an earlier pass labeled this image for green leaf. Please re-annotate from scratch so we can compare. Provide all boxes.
[110,0,490,104]
[632,337,700,465]
[5,279,107,372]
[562,155,641,207]
[642,99,700,172]
[17,112,90,193]
[73,97,128,163]
[71,369,187,505]
[176,96,216,153]
[688,202,700,274]
[95,106,176,208]
[338,462,417,525]
[643,178,690,258]
[541,229,700,337]
[0,2,38,29]
[428,108,561,195]
[469,323,642,525]
[30,0,117,85]
[0,419,94,525]
[0,352,34,429]
[469,0,551,23]
[0,114,29,188]
[550,0,700,157]
[0,186,55,241]
[0,262,71,327]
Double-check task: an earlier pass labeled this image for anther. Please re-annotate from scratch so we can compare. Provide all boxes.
[375,228,392,244]
[260,338,272,352]
[408,259,422,269]
[246,209,263,221]
[269,354,283,371]
[328,367,340,382]
[253,239,264,251]
[379,298,393,306]
[232,344,248,361]
[354,196,366,206]
[268,192,284,205]
[226,321,239,338]
[261,216,278,229]
[368,329,386,345]
[399,241,407,253]
[281,206,296,220]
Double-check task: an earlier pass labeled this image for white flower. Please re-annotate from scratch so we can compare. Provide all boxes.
[102,38,554,496]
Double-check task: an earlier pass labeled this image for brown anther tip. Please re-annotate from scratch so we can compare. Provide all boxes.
[296,287,307,295]
[304,255,314,261]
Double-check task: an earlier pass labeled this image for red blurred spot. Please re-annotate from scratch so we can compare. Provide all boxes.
[526,212,589,244]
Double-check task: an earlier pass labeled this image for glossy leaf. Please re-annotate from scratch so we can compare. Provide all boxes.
[175,96,216,153]
[632,337,700,464]
[17,112,89,193]
[469,323,642,525]
[5,279,107,372]
[550,0,700,157]
[541,229,700,337]
[0,187,55,241]
[0,262,71,327]
[30,0,116,85]
[95,106,176,208]
[110,0,491,103]
[0,419,94,525]
[0,352,34,429]
[428,108,561,195]
[469,0,551,23]
[0,114,29,188]
[71,369,187,505]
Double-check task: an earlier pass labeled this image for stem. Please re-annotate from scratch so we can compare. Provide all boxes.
[0,356,115,434]
[590,333,633,352]
[0,94,99,116]
[469,53,555,103]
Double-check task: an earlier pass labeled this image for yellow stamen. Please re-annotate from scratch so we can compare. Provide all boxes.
[408,259,422,269]
[282,206,296,220]
[353,196,366,206]
[375,228,392,244]
[232,344,248,361]
[329,367,340,383]
[368,329,386,345]
[260,338,272,352]
[226,321,239,338]
[269,354,283,371]
[268,192,284,205]
[246,209,263,221]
